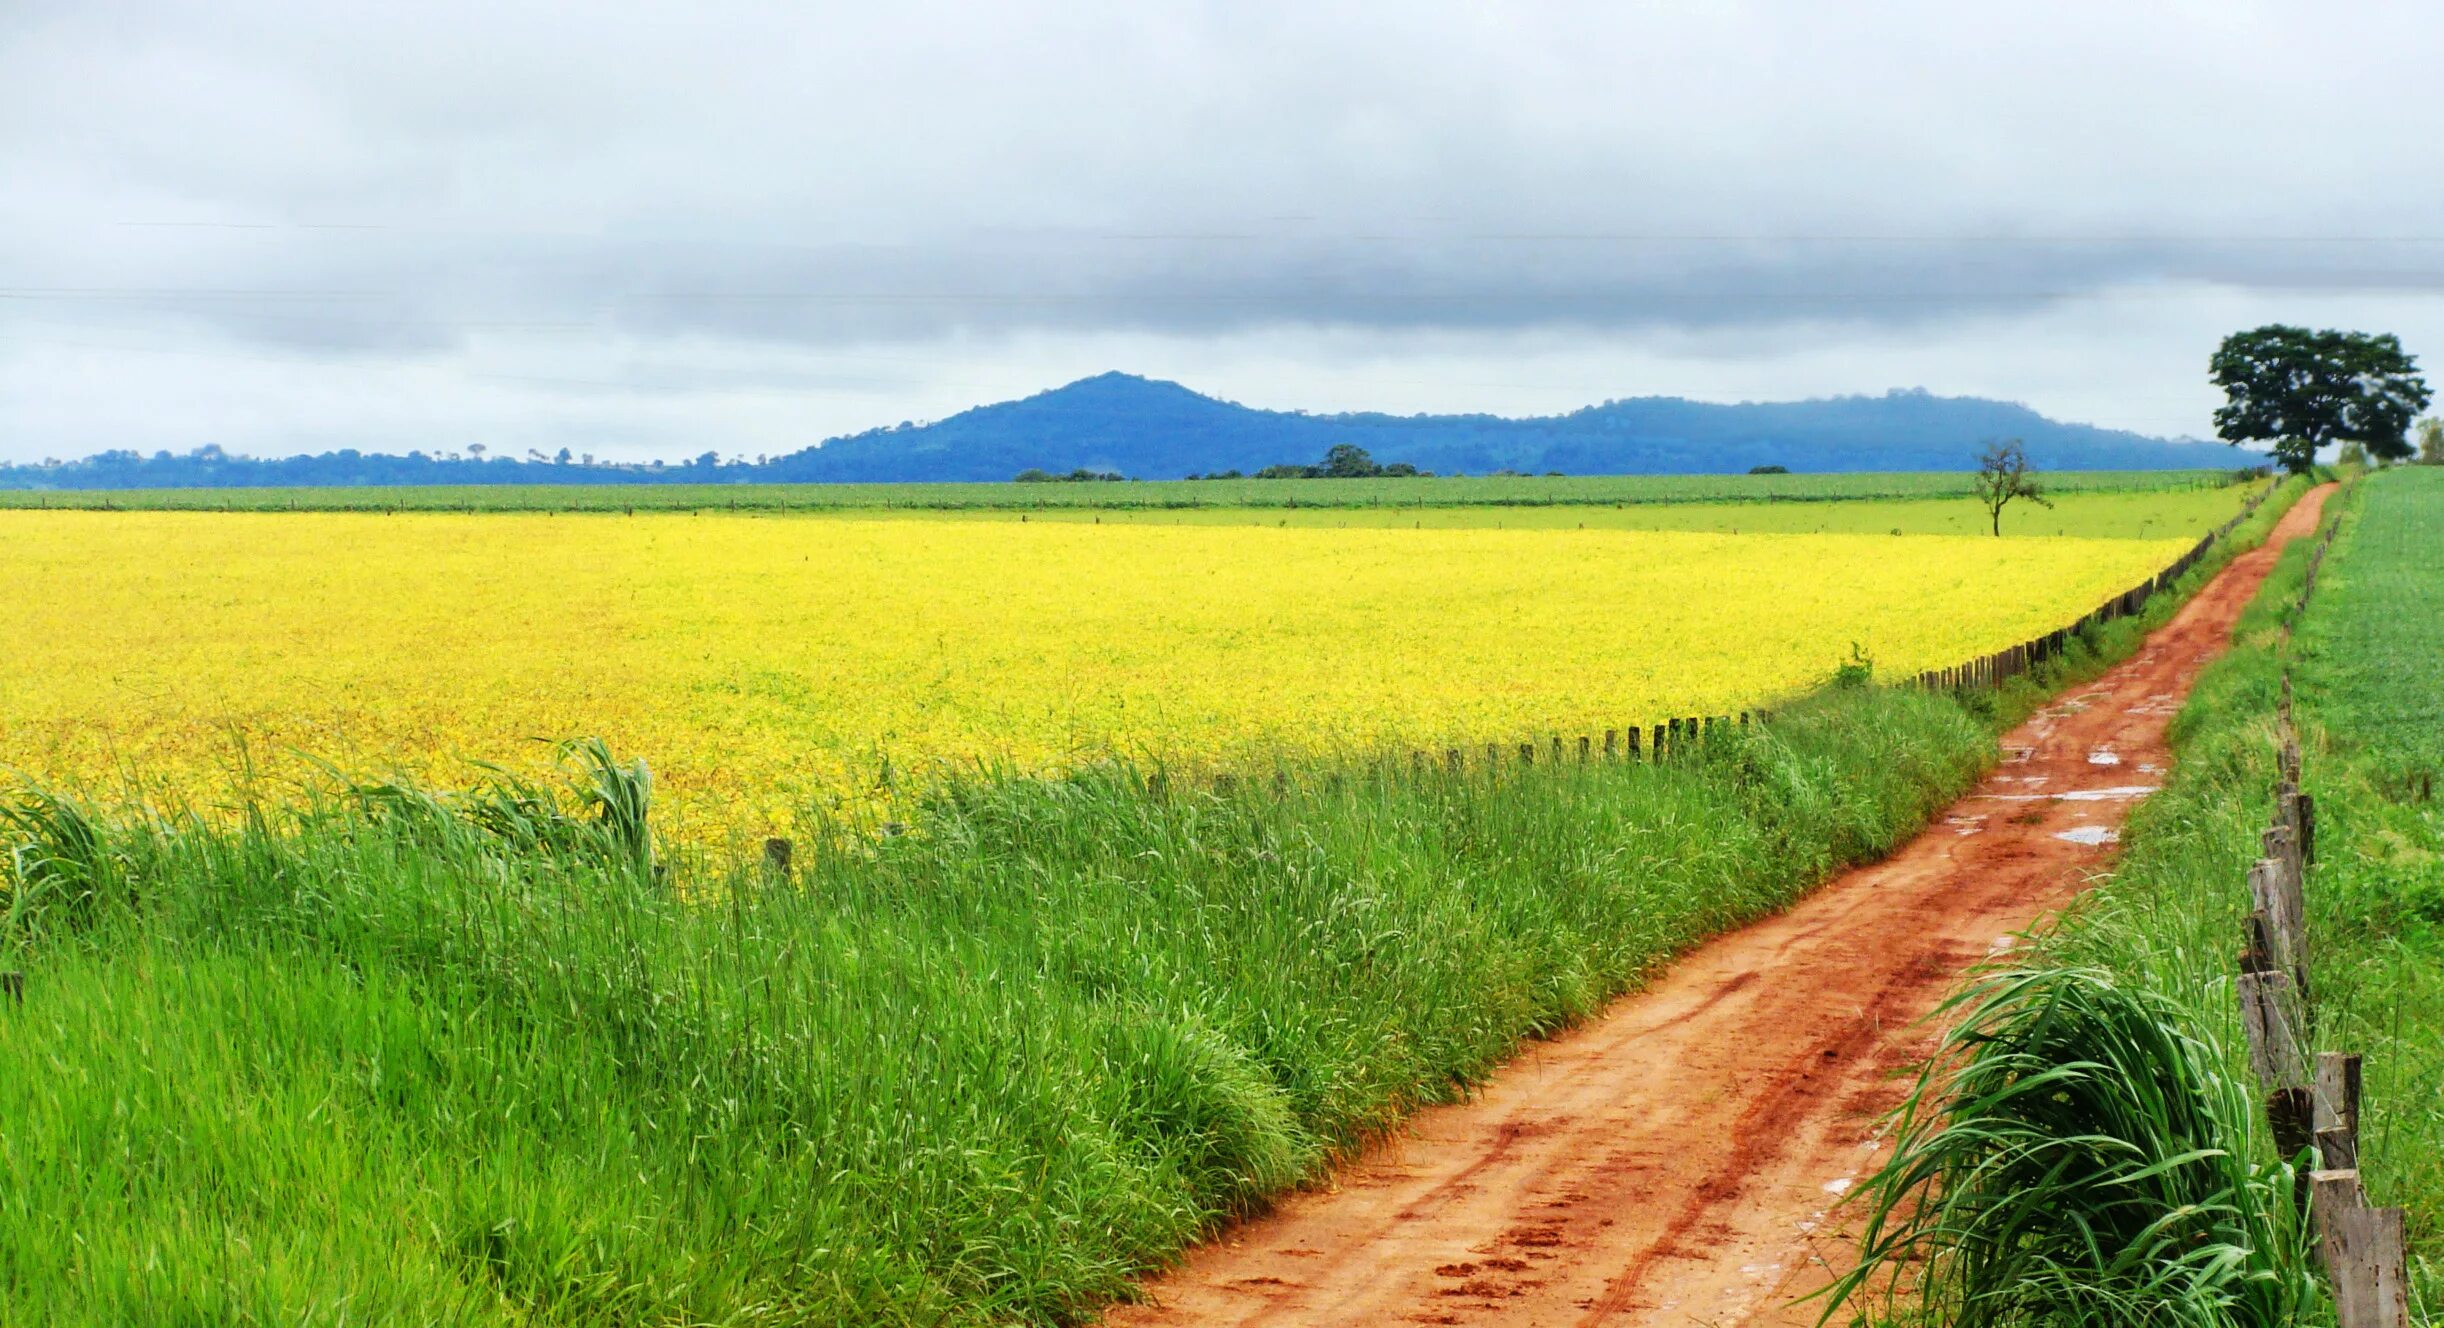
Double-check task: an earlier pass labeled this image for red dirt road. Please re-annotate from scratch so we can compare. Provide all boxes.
[1104,485,2334,1328]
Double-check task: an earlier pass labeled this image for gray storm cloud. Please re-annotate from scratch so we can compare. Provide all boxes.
[4,0,2442,459]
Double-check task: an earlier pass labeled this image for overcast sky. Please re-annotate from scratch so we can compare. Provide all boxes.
[5,1,2441,464]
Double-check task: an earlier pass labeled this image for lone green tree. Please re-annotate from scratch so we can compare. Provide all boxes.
[2209,326,2432,474]
[1973,439,2052,536]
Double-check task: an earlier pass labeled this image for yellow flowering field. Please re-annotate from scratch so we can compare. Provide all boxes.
[0,511,2187,844]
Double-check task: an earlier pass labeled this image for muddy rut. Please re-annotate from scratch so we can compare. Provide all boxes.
[1104,485,2334,1328]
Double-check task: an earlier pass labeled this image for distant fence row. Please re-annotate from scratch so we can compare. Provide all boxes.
[1200,479,2281,785]
[1907,479,2275,693]
[2232,504,2407,1327]
[1159,479,2282,790]
[757,481,2289,883]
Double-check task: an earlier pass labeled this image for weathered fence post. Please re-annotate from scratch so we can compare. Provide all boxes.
[2312,1172,2410,1328]
[2249,852,2309,997]
[2315,1052,2363,1164]
[1603,729,1617,758]
[1577,735,1591,763]
[2237,970,2308,1089]
[762,837,793,877]
[0,971,20,1007]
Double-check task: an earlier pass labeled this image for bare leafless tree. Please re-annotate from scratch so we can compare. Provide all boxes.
[1974,439,2054,536]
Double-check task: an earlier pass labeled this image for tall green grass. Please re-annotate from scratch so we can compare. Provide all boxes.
[1827,967,2313,1326]
[0,689,1987,1325]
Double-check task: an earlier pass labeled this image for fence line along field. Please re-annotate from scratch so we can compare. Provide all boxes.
[3,508,2196,844]
[920,483,2256,538]
[0,467,2249,513]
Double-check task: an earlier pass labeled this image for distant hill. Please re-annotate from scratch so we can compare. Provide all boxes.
[0,373,2238,489]
[763,374,2232,480]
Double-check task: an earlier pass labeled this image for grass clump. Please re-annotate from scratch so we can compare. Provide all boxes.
[1826,967,2313,1325]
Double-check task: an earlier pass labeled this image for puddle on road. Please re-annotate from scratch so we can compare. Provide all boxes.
[2056,785,2159,802]
[2054,826,2120,846]
[1972,785,2158,803]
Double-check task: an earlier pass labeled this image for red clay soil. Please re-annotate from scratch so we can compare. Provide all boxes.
[1104,484,2335,1328]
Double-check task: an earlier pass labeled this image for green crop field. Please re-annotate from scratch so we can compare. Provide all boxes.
[0,467,2248,514]
[2293,467,2444,1301]
[2301,468,2444,781]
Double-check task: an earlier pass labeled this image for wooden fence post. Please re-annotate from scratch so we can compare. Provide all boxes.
[2312,1172,2409,1328]
[2315,1052,2363,1167]
[1603,729,1617,758]
[2242,909,2278,976]
[0,971,19,1007]
[762,837,793,876]
[2237,970,2308,1089]
[2266,823,2302,890]
[2248,860,2306,993]
[1628,727,1642,760]
[1577,735,1591,763]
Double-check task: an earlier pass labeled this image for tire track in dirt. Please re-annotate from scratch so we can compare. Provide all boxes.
[1102,484,2333,1327]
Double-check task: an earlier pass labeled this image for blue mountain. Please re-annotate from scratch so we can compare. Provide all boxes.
[1,373,2239,489]
[759,373,2231,480]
